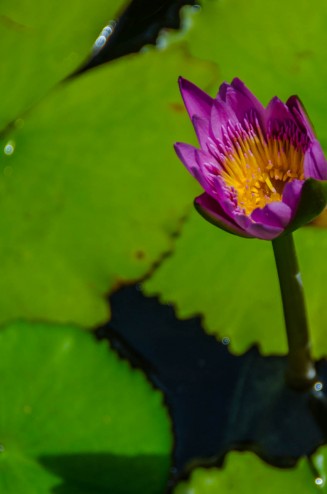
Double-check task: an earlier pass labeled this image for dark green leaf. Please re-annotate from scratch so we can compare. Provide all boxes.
[0,321,172,493]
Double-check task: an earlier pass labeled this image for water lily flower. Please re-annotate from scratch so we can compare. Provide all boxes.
[175,78,327,239]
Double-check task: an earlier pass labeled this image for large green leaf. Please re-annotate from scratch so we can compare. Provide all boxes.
[0,0,125,130]
[144,210,327,358]
[173,449,327,493]
[0,47,214,327]
[0,321,172,493]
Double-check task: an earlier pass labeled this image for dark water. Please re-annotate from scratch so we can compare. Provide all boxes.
[97,285,327,485]
[76,0,197,76]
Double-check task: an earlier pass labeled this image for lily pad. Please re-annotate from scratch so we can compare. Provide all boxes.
[0,0,125,130]
[0,321,172,493]
[173,449,327,493]
[144,210,327,358]
[180,0,327,147]
[0,46,214,327]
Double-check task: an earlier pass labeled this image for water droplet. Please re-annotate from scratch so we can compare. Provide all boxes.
[0,444,4,453]
[93,22,116,53]
[222,337,230,345]
[295,271,303,286]
[156,34,168,50]
[315,477,324,486]
[95,35,106,49]
[4,141,15,155]
[102,25,113,37]
[315,381,323,392]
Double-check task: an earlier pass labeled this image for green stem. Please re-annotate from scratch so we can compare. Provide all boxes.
[272,233,316,390]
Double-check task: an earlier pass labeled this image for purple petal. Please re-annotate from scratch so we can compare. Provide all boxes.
[231,78,265,112]
[175,143,219,192]
[217,82,229,101]
[282,180,304,211]
[195,193,252,237]
[210,99,236,141]
[211,176,241,217]
[286,95,315,138]
[192,115,209,148]
[251,201,292,228]
[234,212,284,240]
[178,77,213,121]
[265,96,296,127]
[174,142,204,185]
[195,148,222,175]
[304,140,327,180]
[223,78,265,123]
[194,149,222,193]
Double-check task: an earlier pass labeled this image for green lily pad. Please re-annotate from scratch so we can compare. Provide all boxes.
[144,210,327,358]
[0,46,214,327]
[179,0,327,147]
[0,0,124,130]
[0,321,172,493]
[173,450,327,493]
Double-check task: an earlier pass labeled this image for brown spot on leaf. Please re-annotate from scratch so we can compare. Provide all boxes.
[169,102,185,113]
[295,50,314,60]
[0,15,31,32]
[135,250,146,260]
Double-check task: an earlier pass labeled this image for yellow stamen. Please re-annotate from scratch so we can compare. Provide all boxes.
[220,122,305,215]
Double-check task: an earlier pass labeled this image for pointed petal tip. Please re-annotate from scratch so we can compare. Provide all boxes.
[178,76,196,92]
[231,77,246,89]
[286,95,307,113]
[270,95,283,104]
[178,78,213,120]
[286,94,300,106]
[174,141,189,156]
[178,76,187,87]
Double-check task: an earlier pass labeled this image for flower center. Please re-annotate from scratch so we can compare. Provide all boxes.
[218,118,306,215]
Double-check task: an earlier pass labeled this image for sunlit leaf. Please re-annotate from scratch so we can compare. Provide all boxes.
[0,0,125,130]
[181,0,327,147]
[0,47,214,327]
[173,450,327,493]
[0,321,172,493]
[144,210,327,358]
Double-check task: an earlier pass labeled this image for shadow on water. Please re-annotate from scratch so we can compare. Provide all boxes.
[96,285,327,481]
[39,453,169,494]
[75,0,197,76]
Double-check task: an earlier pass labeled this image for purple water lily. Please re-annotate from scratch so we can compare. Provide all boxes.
[175,78,327,239]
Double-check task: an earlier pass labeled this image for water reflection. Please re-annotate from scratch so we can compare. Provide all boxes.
[315,382,324,392]
[4,141,15,155]
[93,22,116,54]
